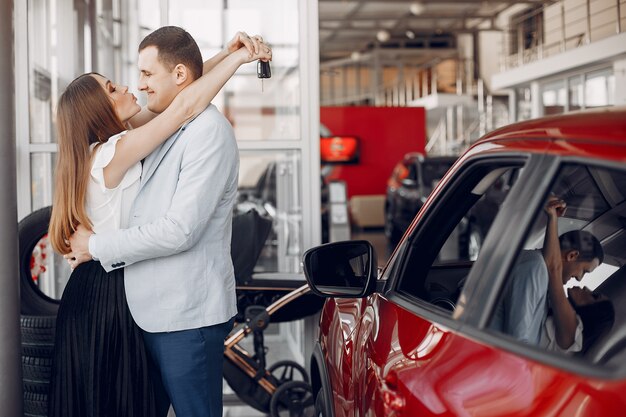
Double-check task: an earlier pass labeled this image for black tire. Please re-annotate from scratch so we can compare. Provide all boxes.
[268,360,310,385]
[23,391,48,417]
[315,389,328,417]
[21,315,56,358]
[18,206,59,315]
[384,209,402,247]
[22,356,53,394]
[269,380,315,417]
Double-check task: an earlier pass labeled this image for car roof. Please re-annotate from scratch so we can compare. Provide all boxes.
[478,106,626,146]
[422,155,458,163]
[402,152,457,163]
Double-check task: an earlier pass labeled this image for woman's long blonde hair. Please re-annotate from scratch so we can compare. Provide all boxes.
[49,73,126,254]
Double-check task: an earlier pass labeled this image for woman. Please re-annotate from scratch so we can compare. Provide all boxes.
[47,32,271,417]
[570,287,614,355]
[543,286,615,354]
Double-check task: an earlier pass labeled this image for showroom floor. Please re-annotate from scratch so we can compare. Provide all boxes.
[167,228,389,417]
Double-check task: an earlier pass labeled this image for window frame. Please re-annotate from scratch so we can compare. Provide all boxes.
[382,153,532,329]
[460,155,626,379]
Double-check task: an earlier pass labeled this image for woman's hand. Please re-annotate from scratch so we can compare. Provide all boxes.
[226,31,265,57]
[232,41,272,65]
[64,224,94,270]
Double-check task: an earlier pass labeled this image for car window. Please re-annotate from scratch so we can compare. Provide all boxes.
[421,160,454,187]
[488,162,626,367]
[395,160,524,315]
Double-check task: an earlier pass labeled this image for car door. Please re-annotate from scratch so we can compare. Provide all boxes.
[349,152,535,416]
[353,148,626,416]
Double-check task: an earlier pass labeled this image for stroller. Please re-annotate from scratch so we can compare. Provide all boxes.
[227,209,324,417]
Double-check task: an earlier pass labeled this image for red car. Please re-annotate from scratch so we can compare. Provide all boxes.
[304,107,626,417]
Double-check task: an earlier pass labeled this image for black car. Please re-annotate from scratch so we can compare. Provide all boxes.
[384,152,517,261]
[384,153,457,245]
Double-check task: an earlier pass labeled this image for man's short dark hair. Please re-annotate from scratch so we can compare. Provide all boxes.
[139,26,203,81]
[559,230,604,264]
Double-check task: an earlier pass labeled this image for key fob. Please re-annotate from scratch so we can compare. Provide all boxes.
[257,60,271,79]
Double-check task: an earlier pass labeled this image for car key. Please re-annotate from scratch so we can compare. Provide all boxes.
[257,60,271,92]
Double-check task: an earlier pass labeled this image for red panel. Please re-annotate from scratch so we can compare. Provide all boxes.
[321,107,426,198]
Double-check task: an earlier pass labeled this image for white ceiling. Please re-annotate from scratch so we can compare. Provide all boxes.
[318,0,553,65]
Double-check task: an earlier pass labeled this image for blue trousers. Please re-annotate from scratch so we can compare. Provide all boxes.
[143,318,235,417]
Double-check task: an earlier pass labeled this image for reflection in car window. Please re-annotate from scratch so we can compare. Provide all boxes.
[550,165,611,220]
[396,161,524,316]
[490,163,626,366]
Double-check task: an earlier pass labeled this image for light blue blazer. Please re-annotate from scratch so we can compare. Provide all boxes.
[90,105,239,332]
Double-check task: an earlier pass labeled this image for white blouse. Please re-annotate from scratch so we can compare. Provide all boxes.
[541,314,584,353]
[86,131,141,234]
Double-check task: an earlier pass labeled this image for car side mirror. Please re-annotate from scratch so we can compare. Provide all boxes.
[303,240,377,298]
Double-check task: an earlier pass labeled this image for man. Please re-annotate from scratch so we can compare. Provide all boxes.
[69,26,267,417]
[490,198,604,347]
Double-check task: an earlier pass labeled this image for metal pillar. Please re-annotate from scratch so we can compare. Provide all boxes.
[0,0,23,415]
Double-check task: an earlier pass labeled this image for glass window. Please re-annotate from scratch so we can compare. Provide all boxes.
[139,0,161,34]
[489,163,626,365]
[95,0,123,82]
[516,87,532,121]
[542,80,566,115]
[30,149,306,301]
[508,6,543,55]
[237,150,303,273]
[28,0,55,144]
[30,153,56,212]
[585,69,614,108]
[396,161,524,315]
[568,75,583,111]
[169,0,301,141]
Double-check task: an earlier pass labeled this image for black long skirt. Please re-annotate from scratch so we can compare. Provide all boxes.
[48,260,164,417]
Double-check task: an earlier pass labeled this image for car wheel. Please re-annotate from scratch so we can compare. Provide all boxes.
[268,360,310,385]
[315,389,328,417]
[269,380,314,417]
[18,206,59,315]
[384,210,402,246]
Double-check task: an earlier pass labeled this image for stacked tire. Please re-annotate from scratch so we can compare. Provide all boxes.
[21,315,56,417]
[19,207,60,417]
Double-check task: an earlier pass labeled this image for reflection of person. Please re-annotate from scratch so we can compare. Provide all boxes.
[48,27,270,417]
[570,287,615,355]
[542,286,615,354]
[541,196,610,352]
[491,197,604,346]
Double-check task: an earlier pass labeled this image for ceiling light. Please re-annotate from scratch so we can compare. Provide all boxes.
[410,2,425,16]
[351,51,362,61]
[405,30,416,39]
[376,30,391,42]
